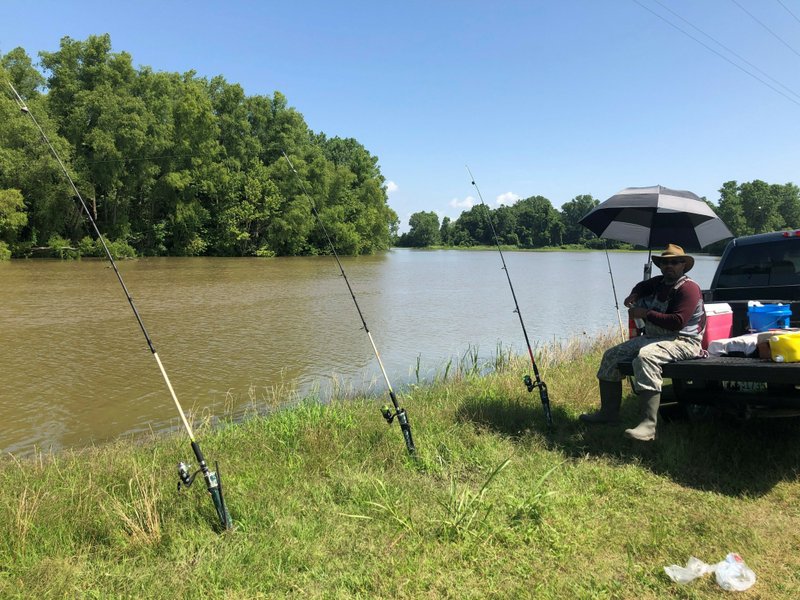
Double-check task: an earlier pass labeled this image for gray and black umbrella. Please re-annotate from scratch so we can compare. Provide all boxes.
[579,185,733,251]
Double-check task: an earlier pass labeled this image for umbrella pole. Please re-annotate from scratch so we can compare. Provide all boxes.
[643,249,653,280]
[631,248,654,336]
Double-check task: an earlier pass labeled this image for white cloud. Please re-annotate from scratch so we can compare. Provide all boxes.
[449,195,475,209]
[386,180,398,194]
[496,191,520,206]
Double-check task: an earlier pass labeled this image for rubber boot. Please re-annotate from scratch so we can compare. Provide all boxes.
[579,380,622,424]
[624,391,660,441]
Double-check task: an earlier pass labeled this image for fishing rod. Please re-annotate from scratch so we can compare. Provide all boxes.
[466,166,553,428]
[6,81,232,531]
[603,241,638,390]
[603,241,627,342]
[282,151,416,455]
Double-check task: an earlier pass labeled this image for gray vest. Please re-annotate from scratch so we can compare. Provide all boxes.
[640,276,705,340]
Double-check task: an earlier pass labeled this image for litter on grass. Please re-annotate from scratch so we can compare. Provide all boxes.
[664,553,756,591]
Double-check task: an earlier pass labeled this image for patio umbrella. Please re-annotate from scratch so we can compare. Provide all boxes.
[580,185,733,337]
[578,185,733,251]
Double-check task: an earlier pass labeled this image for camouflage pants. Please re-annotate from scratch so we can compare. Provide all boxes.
[597,335,702,393]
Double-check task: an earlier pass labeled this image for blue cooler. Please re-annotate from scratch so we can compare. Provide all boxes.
[747,303,792,332]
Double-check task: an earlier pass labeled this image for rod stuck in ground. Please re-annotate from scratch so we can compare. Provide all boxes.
[466,165,553,428]
[282,151,416,455]
[6,80,232,531]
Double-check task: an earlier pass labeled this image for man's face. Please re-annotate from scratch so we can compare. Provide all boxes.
[658,257,686,279]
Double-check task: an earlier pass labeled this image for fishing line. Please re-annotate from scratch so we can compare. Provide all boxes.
[466,166,553,428]
[6,81,232,531]
[282,151,416,455]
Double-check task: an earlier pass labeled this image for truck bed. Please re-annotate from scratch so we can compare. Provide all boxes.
[619,356,800,413]
[619,356,800,384]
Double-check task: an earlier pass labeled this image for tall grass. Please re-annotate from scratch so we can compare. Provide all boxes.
[2,330,799,598]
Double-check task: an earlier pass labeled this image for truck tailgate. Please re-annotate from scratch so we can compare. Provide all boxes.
[619,357,800,383]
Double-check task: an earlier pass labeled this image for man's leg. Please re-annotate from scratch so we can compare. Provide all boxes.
[624,390,660,441]
[625,338,700,441]
[581,338,649,424]
[579,379,622,423]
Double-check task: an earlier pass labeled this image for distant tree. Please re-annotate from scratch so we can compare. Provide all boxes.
[0,189,28,243]
[450,205,490,245]
[1,47,45,98]
[511,195,561,247]
[207,76,259,168]
[716,181,748,238]
[777,183,800,229]
[439,216,452,245]
[717,180,797,238]
[0,60,79,248]
[492,205,518,245]
[211,162,280,255]
[398,211,441,247]
[560,194,598,244]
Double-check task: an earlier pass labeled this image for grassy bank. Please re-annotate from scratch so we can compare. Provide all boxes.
[2,333,799,598]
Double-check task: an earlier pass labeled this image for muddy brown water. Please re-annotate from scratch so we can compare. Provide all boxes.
[0,249,720,455]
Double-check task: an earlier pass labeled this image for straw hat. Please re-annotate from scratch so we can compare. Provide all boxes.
[651,243,694,272]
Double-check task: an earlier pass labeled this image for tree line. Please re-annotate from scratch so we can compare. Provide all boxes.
[3,36,797,262]
[397,182,800,253]
[0,35,398,260]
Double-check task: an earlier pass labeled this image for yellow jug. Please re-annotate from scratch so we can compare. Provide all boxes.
[769,331,800,363]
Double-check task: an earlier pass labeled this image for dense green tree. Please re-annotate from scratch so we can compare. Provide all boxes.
[314,136,396,253]
[0,61,80,248]
[777,183,800,230]
[1,47,45,98]
[10,36,800,260]
[40,35,155,242]
[0,35,396,258]
[716,181,748,238]
[512,195,561,247]
[451,204,490,245]
[399,211,441,247]
[207,76,260,168]
[560,194,598,245]
[0,188,27,241]
[256,91,312,165]
[211,162,280,255]
[439,216,452,245]
[492,205,518,245]
[717,180,799,238]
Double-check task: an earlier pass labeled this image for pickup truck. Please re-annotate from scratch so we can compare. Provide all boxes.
[621,230,800,417]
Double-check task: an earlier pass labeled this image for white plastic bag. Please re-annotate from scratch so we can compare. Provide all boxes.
[664,556,715,585]
[715,552,756,592]
[665,553,756,591]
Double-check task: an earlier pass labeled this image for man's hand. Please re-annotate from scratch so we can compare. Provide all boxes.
[628,307,648,320]
[623,293,638,308]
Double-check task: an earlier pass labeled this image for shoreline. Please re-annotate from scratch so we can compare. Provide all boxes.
[3,330,799,597]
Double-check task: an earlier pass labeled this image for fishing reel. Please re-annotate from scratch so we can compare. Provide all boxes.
[523,374,537,392]
[177,458,233,530]
[380,405,416,455]
[381,404,398,424]
[177,461,201,490]
[381,404,411,427]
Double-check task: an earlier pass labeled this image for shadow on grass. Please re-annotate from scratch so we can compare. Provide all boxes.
[455,394,542,437]
[456,388,800,497]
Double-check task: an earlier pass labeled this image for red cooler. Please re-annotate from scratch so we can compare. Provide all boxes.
[703,303,733,349]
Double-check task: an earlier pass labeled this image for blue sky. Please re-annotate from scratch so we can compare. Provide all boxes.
[2,0,799,231]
